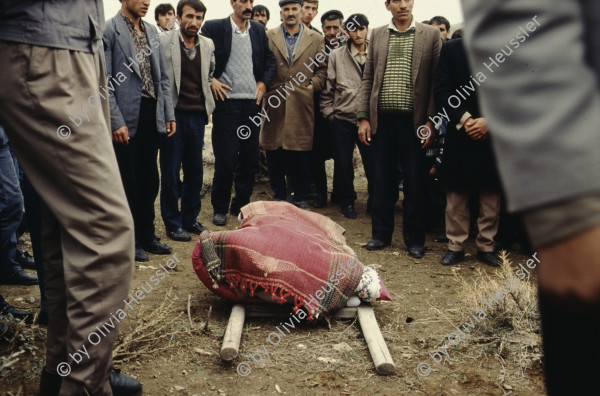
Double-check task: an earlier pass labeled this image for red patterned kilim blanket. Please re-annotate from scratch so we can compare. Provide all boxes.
[192,201,367,319]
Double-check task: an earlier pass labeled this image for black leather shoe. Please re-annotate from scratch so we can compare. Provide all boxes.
[441,250,465,266]
[0,322,7,338]
[294,200,311,211]
[143,240,172,255]
[366,239,390,251]
[166,228,191,242]
[408,245,425,259]
[477,251,499,266]
[38,368,142,396]
[341,204,357,219]
[16,249,36,269]
[0,298,33,322]
[110,369,143,396]
[313,194,326,208]
[0,269,39,285]
[184,222,208,235]
[135,248,149,262]
[213,213,227,226]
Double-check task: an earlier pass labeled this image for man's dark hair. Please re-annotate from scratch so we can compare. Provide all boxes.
[302,0,319,5]
[252,5,270,21]
[345,13,368,28]
[154,3,175,21]
[429,16,450,31]
[451,29,464,40]
[320,10,343,26]
[176,0,207,18]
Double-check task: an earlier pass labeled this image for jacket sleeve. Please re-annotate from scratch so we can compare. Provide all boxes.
[357,33,376,120]
[311,38,327,92]
[260,30,276,88]
[103,22,127,133]
[158,39,175,122]
[427,29,442,119]
[320,51,337,119]
[208,39,215,85]
[434,42,469,126]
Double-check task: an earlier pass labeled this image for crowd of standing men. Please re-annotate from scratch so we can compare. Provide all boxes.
[0,0,528,394]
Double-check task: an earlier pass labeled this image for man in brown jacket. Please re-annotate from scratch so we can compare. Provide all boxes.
[321,13,372,219]
[357,0,441,256]
[260,0,327,210]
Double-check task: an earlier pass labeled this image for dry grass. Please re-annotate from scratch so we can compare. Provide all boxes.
[452,251,542,375]
[113,287,206,363]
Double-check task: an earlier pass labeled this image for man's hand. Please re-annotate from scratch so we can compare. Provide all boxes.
[465,117,488,141]
[358,119,372,146]
[112,126,129,145]
[210,78,233,101]
[420,120,436,149]
[254,81,267,105]
[307,83,314,91]
[429,166,438,178]
[166,121,176,137]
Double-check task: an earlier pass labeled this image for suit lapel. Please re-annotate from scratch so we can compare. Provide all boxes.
[412,23,425,86]
[291,29,312,66]
[270,26,288,64]
[198,37,210,91]
[170,32,181,95]
[114,13,141,78]
[223,18,232,67]
[378,27,390,80]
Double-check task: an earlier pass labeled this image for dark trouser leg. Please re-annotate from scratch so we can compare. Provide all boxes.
[211,100,241,215]
[136,98,159,246]
[159,110,186,231]
[311,113,329,199]
[23,175,46,309]
[0,136,24,277]
[287,150,312,202]
[231,101,260,212]
[266,148,287,200]
[538,290,600,395]
[396,117,427,247]
[331,118,358,207]
[181,112,207,227]
[371,115,401,243]
[357,137,374,212]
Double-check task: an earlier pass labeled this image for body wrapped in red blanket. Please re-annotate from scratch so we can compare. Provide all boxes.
[192,202,391,320]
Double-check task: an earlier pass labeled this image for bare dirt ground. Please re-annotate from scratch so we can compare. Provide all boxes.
[0,125,545,396]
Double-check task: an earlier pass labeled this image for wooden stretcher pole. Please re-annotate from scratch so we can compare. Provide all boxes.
[220,304,246,361]
[357,305,396,375]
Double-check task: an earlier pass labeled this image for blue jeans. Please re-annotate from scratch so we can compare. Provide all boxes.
[160,110,207,230]
[0,125,23,277]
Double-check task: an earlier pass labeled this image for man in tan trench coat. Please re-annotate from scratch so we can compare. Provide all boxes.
[259,0,327,210]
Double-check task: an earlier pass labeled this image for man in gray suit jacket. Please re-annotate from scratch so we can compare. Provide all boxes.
[461,1,600,394]
[159,0,215,242]
[357,0,441,257]
[104,0,176,262]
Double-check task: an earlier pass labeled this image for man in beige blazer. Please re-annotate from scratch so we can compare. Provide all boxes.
[357,0,441,256]
[159,0,215,242]
[260,0,327,210]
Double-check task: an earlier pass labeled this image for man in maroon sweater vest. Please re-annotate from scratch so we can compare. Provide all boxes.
[160,0,216,241]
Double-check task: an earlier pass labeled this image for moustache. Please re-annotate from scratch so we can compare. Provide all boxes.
[243,9,252,14]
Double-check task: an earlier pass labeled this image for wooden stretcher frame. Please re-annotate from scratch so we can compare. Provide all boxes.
[220,303,396,375]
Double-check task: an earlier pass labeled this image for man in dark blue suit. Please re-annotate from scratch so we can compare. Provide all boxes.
[104,0,176,262]
[201,0,276,226]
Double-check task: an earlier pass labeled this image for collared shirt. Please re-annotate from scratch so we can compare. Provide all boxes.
[388,16,416,33]
[121,11,156,99]
[282,23,304,64]
[230,15,251,38]
[178,30,200,60]
[350,43,367,67]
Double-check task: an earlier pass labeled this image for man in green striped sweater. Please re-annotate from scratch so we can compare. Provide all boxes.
[356,0,441,257]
